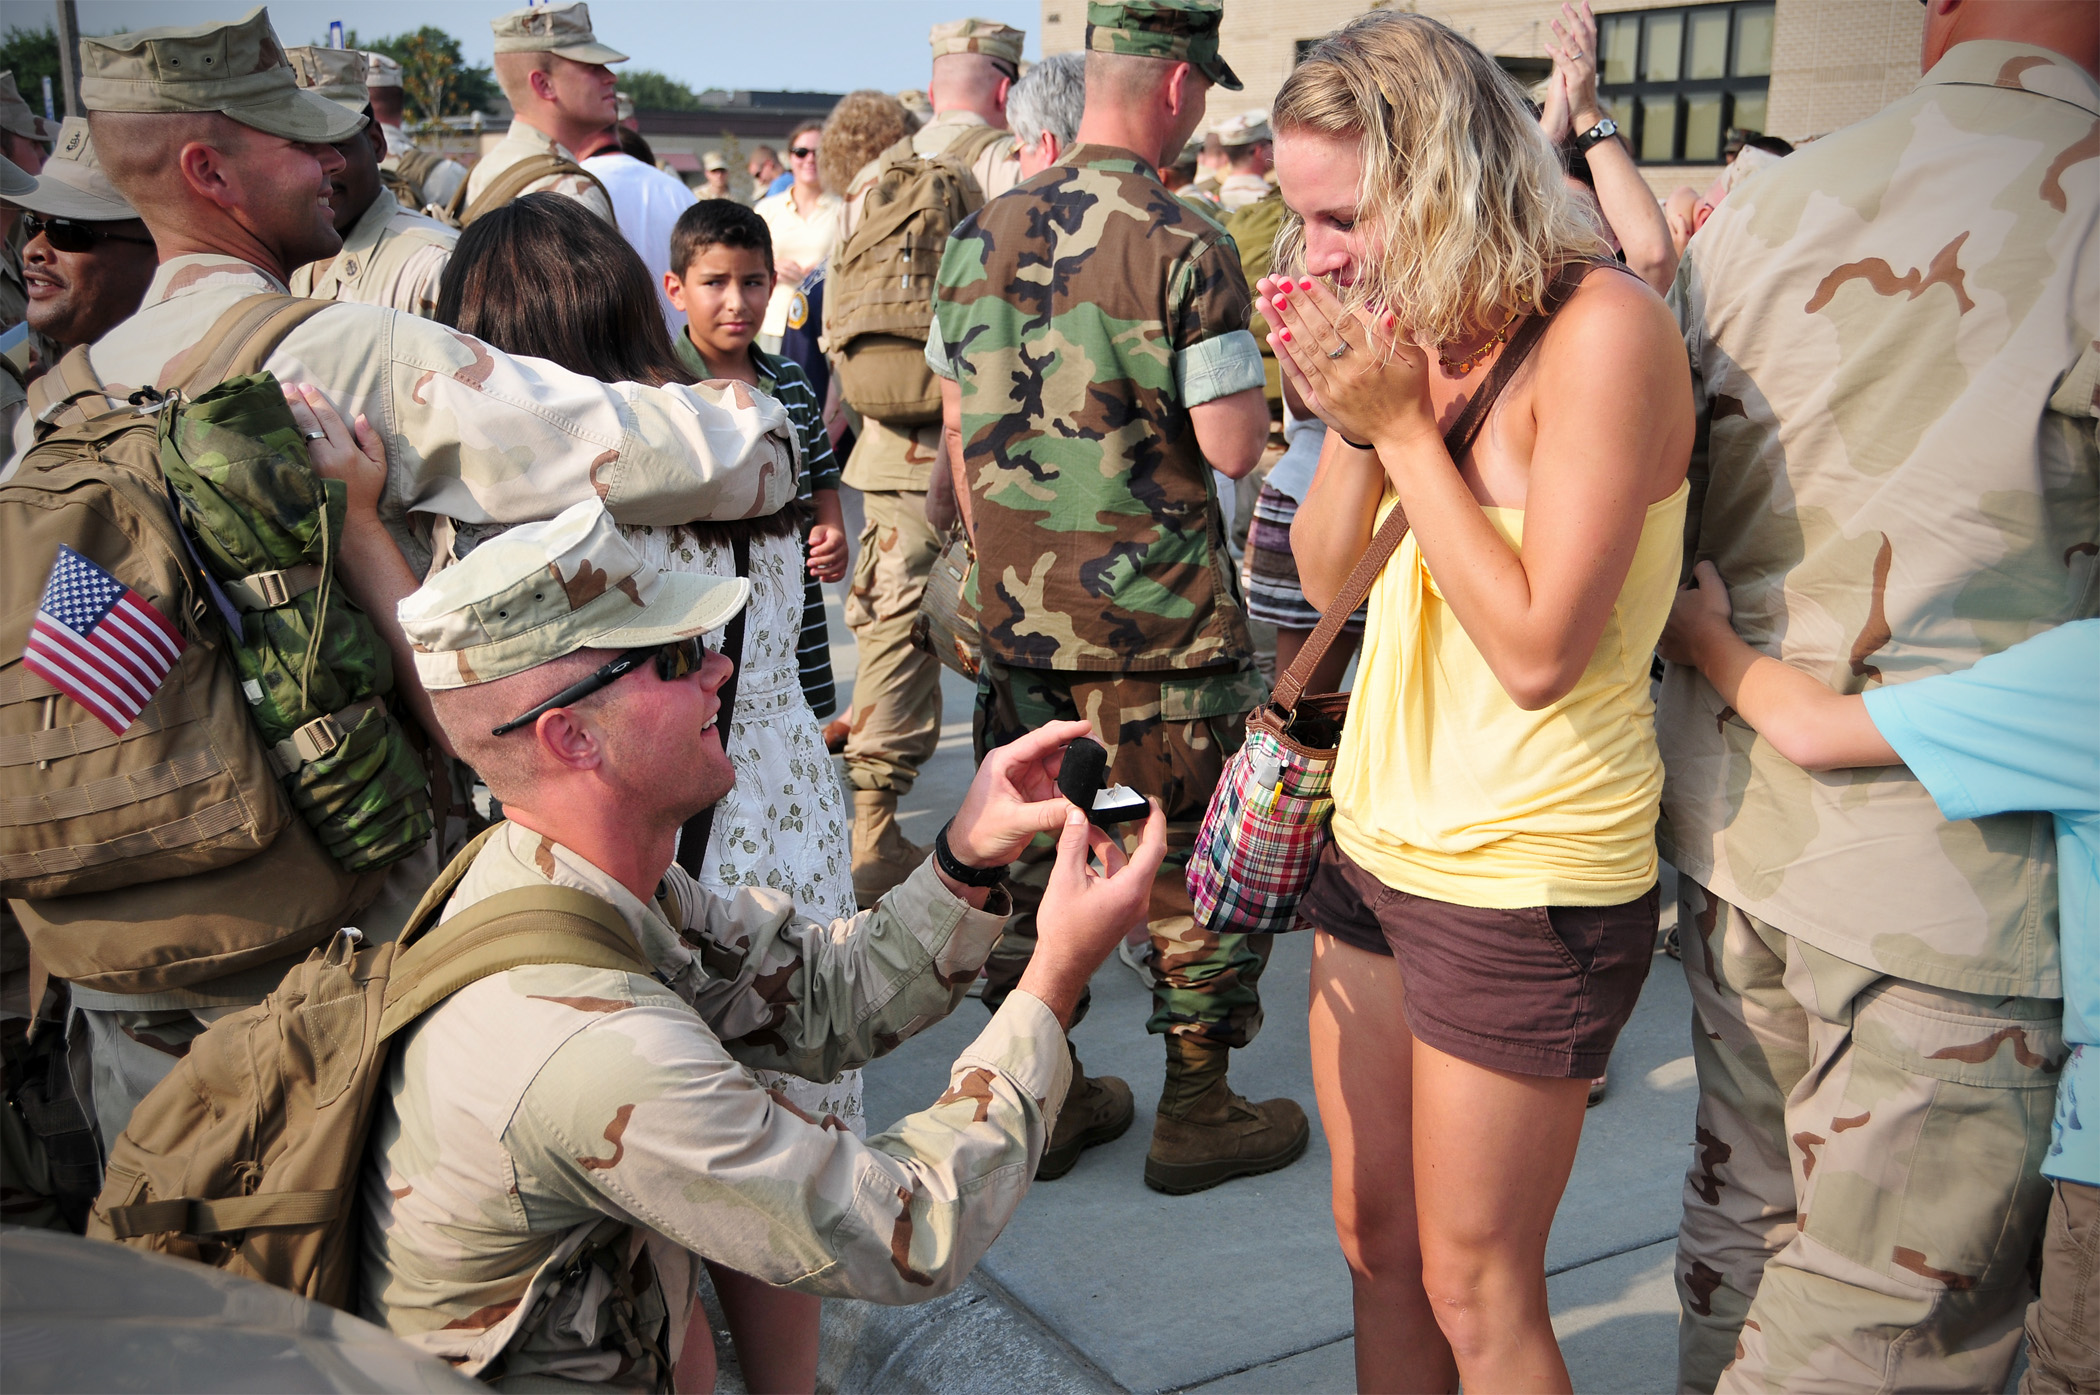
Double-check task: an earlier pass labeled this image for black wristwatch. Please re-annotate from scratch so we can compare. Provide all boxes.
[1575,117,1619,154]
[933,820,1010,888]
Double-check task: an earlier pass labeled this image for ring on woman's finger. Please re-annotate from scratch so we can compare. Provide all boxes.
[302,430,327,441]
[1326,338,1351,360]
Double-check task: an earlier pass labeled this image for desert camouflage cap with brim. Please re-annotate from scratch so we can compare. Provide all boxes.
[398,498,749,691]
[364,52,403,90]
[3,118,138,221]
[0,71,58,145]
[1214,108,1270,146]
[491,2,629,66]
[285,46,371,116]
[930,18,1025,67]
[79,7,365,146]
[0,153,32,201]
[1086,0,1240,91]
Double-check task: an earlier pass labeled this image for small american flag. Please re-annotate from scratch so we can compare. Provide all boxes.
[24,545,188,735]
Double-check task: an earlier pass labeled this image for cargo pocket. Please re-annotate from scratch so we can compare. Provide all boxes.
[1156,667,1270,818]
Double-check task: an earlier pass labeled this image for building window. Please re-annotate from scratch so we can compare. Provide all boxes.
[1295,38,1322,64]
[1597,2,1773,163]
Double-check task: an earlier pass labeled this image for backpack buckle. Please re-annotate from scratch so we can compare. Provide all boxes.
[279,713,347,770]
[248,570,296,608]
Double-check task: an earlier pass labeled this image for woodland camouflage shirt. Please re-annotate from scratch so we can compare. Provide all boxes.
[930,143,1264,671]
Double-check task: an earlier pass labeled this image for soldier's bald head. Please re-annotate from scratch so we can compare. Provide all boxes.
[89,110,244,208]
[1085,50,1180,107]
[493,50,557,107]
[931,51,1015,108]
[429,646,611,804]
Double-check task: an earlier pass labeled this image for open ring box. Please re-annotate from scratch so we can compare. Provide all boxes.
[1056,736,1150,827]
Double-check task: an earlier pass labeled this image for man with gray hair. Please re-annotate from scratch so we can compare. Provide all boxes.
[1008,50,1086,177]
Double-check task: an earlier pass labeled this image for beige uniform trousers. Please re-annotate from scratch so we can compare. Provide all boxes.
[1675,877,2062,1394]
[841,488,942,796]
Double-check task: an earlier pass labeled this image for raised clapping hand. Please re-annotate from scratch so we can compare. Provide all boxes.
[1255,274,1438,458]
[1547,1,1605,134]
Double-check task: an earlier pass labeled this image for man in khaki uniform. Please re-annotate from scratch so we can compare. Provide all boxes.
[283,47,456,318]
[363,498,1161,1385]
[1211,108,1270,212]
[363,52,466,214]
[8,8,795,1163]
[1659,3,2097,1389]
[0,72,57,335]
[467,1,620,225]
[836,18,1027,906]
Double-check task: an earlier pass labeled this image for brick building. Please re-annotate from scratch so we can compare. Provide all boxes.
[1038,0,1925,195]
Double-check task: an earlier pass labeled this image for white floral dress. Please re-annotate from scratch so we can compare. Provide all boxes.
[627,524,863,1132]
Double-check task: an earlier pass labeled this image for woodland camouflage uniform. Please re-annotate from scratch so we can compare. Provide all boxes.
[1659,41,2098,1393]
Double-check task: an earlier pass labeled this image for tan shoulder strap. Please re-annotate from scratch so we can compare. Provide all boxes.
[25,343,120,433]
[161,294,334,396]
[461,153,615,229]
[1270,259,1608,710]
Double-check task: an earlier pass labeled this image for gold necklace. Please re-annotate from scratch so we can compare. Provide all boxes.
[1438,305,1523,376]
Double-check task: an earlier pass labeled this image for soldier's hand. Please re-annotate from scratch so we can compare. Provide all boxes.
[947,718,1096,869]
[286,382,387,522]
[1020,801,1168,1027]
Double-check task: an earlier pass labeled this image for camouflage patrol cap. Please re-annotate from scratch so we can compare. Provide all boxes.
[1085,0,1241,91]
[491,2,629,66]
[79,8,365,145]
[1215,108,1269,146]
[0,71,58,145]
[702,150,727,172]
[285,46,371,115]
[364,52,403,90]
[2,118,138,222]
[397,498,749,691]
[930,19,1025,68]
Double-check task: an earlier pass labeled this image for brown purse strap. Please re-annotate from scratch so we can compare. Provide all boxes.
[1270,260,1603,710]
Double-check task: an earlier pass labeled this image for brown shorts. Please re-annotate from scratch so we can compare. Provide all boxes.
[1296,841,1657,1079]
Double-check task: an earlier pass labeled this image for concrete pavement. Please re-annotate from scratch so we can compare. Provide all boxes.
[781,525,1698,1393]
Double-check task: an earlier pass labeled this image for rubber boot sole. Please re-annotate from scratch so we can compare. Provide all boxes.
[1036,1099,1136,1181]
[1142,1117,1311,1196]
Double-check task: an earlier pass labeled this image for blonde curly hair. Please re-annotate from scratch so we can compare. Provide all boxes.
[819,89,915,198]
[1272,11,1605,349]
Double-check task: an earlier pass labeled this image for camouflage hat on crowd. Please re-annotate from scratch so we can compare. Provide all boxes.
[896,88,934,127]
[491,2,629,66]
[930,18,1026,69]
[0,71,58,145]
[364,52,403,90]
[702,150,727,172]
[397,498,749,691]
[2,118,138,221]
[1215,109,1270,146]
[78,8,365,145]
[284,46,372,115]
[1085,0,1241,91]
[0,153,32,201]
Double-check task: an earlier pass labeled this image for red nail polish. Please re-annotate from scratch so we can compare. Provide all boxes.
[1280,329,1292,343]
[1300,279,1314,291]
[1275,296,1288,311]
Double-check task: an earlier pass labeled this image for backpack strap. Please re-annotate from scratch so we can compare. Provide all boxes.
[461,153,616,229]
[25,343,122,434]
[160,294,335,396]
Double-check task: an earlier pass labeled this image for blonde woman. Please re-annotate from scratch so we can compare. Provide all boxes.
[1264,13,1693,1392]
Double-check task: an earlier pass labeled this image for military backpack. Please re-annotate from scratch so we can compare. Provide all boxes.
[2,295,427,993]
[822,125,1010,426]
[381,146,442,216]
[1223,190,1288,407]
[88,824,655,1311]
[444,151,615,230]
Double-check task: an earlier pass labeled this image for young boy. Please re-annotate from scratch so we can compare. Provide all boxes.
[664,199,848,716]
[1660,560,2098,1392]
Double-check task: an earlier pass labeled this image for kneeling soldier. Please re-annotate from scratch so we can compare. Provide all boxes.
[363,497,1164,1383]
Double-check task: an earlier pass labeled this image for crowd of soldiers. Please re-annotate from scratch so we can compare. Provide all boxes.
[0,0,2095,1392]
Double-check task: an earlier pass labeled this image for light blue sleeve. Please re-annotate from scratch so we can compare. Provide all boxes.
[1861,620,2100,823]
[1176,329,1265,408]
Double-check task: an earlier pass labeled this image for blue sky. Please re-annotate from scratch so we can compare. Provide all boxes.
[64,1,1045,95]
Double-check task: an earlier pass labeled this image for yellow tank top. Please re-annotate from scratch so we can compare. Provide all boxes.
[1331,480,1689,908]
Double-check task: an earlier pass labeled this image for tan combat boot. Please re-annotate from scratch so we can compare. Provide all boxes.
[1037,1045,1134,1180]
[851,789,928,909]
[1144,1036,1310,1195]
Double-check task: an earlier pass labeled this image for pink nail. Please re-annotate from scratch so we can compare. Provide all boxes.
[1299,279,1314,291]
[1275,296,1288,311]
[1279,329,1292,343]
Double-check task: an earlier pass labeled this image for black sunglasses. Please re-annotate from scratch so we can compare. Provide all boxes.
[490,638,708,736]
[23,212,154,254]
[789,145,818,159]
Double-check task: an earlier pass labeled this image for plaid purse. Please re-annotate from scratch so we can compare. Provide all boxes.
[1187,271,1584,935]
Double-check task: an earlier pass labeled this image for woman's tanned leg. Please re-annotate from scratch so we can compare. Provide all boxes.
[1308,932,1458,1393]
[1411,1040,1591,1393]
[703,1262,821,1394]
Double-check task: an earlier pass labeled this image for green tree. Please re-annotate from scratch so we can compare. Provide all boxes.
[0,26,62,112]
[337,26,499,127]
[618,69,703,112]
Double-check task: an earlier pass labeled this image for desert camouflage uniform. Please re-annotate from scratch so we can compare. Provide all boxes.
[378,124,468,214]
[463,120,617,226]
[10,250,796,1157]
[1659,42,2098,1393]
[289,188,457,319]
[834,108,1024,799]
[931,143,1270,1044]
[363,820,1068,1387]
